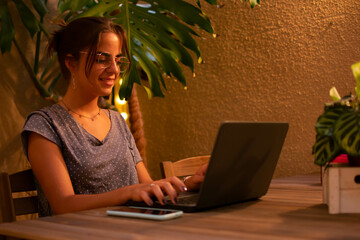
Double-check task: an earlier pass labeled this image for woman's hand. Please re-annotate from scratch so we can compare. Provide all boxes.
[183,163,209,192]
[129,176,187,206]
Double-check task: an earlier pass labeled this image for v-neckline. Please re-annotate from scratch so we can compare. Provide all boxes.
[56,104,112,143]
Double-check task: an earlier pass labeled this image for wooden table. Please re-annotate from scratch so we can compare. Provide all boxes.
[0,175,359,239]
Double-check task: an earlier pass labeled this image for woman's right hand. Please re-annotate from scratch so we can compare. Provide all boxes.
[130,176,186,206]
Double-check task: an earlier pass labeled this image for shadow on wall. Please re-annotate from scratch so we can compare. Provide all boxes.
[0,47,51,173]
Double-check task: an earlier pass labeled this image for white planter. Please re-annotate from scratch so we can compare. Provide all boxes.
[322,163,360,214]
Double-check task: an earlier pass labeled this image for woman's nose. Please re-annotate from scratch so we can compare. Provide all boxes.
[106,59,120,74]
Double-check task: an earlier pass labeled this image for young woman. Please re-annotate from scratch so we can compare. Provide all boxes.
[21,17,206,217]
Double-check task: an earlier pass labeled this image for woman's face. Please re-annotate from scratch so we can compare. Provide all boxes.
[75,32,123,97]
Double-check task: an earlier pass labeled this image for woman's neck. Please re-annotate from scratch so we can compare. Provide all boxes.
[61,88,100,114]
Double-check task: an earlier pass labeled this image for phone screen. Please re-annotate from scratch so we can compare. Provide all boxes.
[112,206,178,215]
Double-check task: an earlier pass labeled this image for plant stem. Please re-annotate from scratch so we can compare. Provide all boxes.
[13,38,58,102]
[34,31,41,75]
[48,73,61,92]
[35,15,45,75]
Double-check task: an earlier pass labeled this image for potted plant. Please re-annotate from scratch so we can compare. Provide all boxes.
[313,62,360,167]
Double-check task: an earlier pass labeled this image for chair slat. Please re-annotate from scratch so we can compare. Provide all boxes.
[9,169,36,192]
[0,172,16,223]
[0,169,38,223]
[161,155,210,178]
[13,196,38,216]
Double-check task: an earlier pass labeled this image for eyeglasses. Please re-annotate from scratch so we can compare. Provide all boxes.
[80,51,130,73]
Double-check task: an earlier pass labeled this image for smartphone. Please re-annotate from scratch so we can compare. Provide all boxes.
[106,206,183,221]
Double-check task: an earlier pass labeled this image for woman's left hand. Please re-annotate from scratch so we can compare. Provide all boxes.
[183,163,209,192]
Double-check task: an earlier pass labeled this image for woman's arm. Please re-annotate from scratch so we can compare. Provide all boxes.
[28,132,188,214]
[28,132,129,213]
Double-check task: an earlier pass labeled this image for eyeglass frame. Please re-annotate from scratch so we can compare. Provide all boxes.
[80,51,130,73]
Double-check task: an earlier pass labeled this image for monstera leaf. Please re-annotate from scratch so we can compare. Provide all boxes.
[0,0,260,101]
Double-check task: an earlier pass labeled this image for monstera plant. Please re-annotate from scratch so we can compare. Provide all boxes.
[0,0,259,102]
[313,62,360,166]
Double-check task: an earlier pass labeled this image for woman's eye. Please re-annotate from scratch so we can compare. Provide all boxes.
[96,58,108,64]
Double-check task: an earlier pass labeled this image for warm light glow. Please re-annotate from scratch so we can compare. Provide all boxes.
[121,112,128,120]
[111,77,129,124]
[116,96,127,105]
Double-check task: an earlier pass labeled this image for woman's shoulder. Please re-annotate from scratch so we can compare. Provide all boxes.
[108,109,131,133]
[26,104,63,121]
[28,104,61,115]
[108,109,126,123]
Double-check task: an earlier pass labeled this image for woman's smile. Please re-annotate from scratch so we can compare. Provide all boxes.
[99,76,116,87]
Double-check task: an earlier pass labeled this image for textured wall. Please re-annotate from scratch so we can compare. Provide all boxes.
[137,0,360,179]
[0,1,58,173]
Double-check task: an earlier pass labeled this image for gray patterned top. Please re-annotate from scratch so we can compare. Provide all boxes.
[21,104,142,216]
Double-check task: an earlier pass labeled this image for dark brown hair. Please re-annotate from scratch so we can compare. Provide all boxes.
[48,17,130,80]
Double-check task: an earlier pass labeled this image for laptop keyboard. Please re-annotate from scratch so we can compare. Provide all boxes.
[164,192,200,206]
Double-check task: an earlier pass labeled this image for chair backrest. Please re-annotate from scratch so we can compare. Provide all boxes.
[161,155,210,178]
[0,169,38,223]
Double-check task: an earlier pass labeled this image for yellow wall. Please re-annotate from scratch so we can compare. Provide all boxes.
[1,0,360,182]
[136,0,360,179]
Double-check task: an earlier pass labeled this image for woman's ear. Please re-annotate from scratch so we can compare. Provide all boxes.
[64,54,77,72]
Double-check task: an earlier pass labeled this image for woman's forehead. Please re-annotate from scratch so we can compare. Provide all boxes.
[97,32,122,53]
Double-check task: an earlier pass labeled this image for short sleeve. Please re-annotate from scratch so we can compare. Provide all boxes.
[126,126,143,165]
[21,111,62,158]
[120,115,142,165]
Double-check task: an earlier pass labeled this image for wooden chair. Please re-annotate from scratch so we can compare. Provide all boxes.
[0,169,38,223]
[161,155,210,178]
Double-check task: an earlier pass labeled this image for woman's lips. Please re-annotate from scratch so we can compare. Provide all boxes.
[100,78,115,87]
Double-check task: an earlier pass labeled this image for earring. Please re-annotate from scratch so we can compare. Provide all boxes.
[72,75,76,89]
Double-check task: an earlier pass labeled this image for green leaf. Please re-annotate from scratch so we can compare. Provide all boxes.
[315,106,349,136]
[249,0,260,8]
[58,0,93,14]
[69,1,120,19]
[130,5,201,60]
[133,46,165,97]
[154,0,214,34]
[130,11,194,71]
[0,0,15,53]
[130,20,186,83]
[31,0,48,18]
[329,87,341,102]
[119,61,140,100]
[313,134,340,166]
[351,62,360,101]
[334,111,360,156]
[40,53,57,82]
[13,0,40,37]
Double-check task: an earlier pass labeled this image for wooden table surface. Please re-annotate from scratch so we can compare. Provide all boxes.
[0,174,359,240]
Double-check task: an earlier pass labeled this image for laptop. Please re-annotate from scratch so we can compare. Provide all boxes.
[128,121,289,212]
